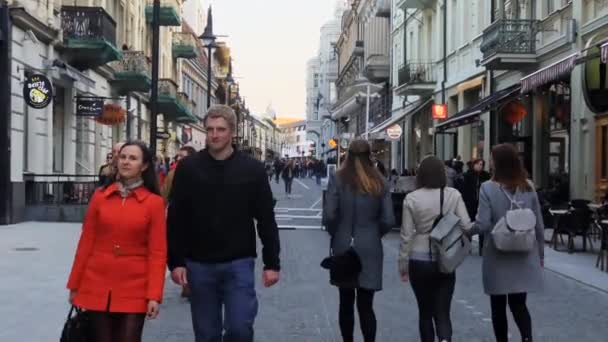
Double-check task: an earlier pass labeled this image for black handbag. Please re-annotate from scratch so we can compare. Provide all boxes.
[60,306,92,342]
[320,191,361,285]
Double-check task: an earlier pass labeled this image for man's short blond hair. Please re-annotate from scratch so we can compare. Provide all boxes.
[204,105,237,131]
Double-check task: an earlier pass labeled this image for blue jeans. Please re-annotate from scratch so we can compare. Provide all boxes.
[186,258,258,342]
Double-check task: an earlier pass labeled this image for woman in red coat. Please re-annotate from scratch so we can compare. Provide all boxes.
[67,141,167,342]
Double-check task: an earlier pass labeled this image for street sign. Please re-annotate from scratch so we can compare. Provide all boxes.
[156,131,171,140]
[386,124,403,140]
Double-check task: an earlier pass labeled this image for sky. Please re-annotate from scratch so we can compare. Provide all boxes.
[207,0,341,118]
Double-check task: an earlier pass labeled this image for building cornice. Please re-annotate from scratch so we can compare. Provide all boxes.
[9,7,59,45]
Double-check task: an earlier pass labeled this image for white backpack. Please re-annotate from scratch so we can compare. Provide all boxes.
[491,186,537,253]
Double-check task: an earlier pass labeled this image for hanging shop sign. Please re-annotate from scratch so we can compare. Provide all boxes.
[432,103,448,120]
[156,131,171,140]
[582,44,608,114]
[95,103,126,126]
[181,126,192,144]
[500,100,528,125]
[386,124,403,140]
[76,97,104,117]
[23,74,53,109]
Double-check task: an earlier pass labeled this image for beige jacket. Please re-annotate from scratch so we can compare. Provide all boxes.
[398,187,472,274]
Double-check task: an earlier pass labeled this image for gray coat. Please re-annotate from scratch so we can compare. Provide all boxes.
[475,181,544,295]
[324,176,395,291]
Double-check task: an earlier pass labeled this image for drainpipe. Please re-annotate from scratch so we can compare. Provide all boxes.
[489,0,497,147]
[0,1,12,224]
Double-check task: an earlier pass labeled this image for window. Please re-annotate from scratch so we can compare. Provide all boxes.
[547,0,555,15]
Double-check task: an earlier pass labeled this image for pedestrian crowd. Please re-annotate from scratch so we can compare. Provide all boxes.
[65,104,545,342]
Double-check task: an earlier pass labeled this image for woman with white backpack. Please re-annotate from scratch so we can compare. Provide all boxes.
[398,156,472,342]
[472,144,544,342]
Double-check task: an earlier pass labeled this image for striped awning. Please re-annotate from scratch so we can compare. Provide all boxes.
[601,42,608,64]
[521,53,578,93]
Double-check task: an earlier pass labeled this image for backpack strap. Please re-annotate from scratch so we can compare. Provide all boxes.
[499,185,521,210]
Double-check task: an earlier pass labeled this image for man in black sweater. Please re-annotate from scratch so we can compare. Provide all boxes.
[167,105,280,342]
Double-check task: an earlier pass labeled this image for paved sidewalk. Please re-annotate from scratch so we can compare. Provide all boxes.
[2,222,608,341]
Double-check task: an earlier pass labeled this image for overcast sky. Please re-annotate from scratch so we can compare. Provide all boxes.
[207,0,340,118]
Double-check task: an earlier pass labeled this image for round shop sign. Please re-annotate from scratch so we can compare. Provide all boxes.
[23,74,53,109]
[386,124,403,140]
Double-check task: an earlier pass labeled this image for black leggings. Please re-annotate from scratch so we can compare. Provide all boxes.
[284,179,293,194]
[338,287,376,342]
[89,311,146,342]
[409,260,455,342]
[490,293,532,342]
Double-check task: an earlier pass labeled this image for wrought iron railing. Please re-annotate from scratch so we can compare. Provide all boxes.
[159,79,178,97]
[25,174,99,205]
[111,51,150,76]
[61,6,117,46]
[356,92,391,135]
[398,61,436,86]
[177,92,194,113]
[173,32,196,49]
[480,19,539,58]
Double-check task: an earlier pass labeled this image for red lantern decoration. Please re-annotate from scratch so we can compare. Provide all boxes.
[432,104,448,120]
[500,100,527,125]
[95,104,126,126]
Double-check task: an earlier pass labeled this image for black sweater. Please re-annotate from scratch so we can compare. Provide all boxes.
[167,149,280,271]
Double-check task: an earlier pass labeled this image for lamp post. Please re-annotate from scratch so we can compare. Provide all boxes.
[199,6,217,110]
[149,0,161,152]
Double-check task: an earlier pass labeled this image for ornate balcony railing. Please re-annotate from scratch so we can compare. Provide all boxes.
[172,32,198,59]
[480,19,538,58]
[61,6,117,46]
[398,61,436,86]
[159,78,178,98]
[60,6,121,69]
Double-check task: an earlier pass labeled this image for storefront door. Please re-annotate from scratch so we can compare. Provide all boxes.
[595,115,608,201]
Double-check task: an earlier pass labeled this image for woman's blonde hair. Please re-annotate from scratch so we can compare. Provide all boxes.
[337,139,385,197]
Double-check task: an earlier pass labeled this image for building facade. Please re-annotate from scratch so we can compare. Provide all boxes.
[0,0,231,223]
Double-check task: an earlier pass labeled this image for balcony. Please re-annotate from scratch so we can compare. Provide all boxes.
[398,0,434,9]
[364,54,390,82]
[110,51,151,95]
[60,6,122,70]
[480,19,539,70]
[172,32,198,59]
[176,92,198,124]
[353,40,364,56]
[157,79,193,123]
[145,0,181,27]
[395,61,436,96]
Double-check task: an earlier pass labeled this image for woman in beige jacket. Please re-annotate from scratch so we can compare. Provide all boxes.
[398,156,471,342]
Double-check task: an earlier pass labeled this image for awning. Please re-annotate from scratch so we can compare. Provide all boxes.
[435,84,521,131]
[602,42,608,64]
[521,53,578,93]
[369,98,433,135]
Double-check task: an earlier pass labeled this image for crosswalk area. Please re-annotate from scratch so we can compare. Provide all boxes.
[270,177,325,230]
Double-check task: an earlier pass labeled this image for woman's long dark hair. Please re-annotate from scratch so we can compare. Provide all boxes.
[114,140,161,195]
[337,139,385,197]
[491,143,532,192]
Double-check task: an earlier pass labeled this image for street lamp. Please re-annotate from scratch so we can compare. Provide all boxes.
[199,6,217,110]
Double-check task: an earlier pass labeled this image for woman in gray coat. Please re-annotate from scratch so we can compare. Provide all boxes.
[323,139,395,342]
[473,144,544,342]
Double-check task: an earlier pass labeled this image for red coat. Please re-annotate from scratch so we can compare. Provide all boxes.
[67,183,167,313]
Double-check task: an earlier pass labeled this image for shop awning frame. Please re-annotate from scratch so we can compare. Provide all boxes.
[368,98,433,136]
[520,53,578,93]
[602,42,608,64]
[435,84,521,132]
